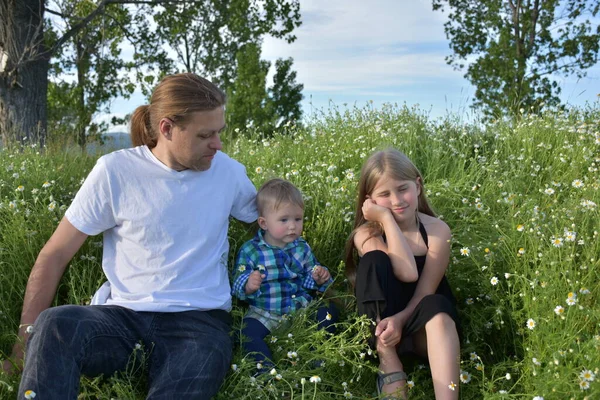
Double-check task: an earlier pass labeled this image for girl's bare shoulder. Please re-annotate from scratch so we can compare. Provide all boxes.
[419,213,451,240]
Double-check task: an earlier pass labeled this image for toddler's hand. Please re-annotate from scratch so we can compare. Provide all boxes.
[312,265,331,285]
[245,270,265,294]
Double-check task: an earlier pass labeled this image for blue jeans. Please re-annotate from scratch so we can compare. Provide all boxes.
[19,305,232,399]
[242,303,338,367]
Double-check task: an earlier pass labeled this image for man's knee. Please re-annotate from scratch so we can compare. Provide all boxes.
[34,305,86,340]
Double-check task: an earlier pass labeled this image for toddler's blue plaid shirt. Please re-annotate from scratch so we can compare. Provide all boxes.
[231,230,332,315]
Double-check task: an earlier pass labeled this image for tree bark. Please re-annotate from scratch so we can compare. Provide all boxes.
[0,0,49,147]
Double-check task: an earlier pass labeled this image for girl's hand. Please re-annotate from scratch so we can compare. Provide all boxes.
[362,197,391,223]
[245,270,265,294]
[375,313,405,347]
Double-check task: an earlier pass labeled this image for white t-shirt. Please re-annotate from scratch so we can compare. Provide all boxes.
[65,146,257,312]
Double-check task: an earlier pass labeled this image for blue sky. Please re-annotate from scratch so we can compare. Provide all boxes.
[101,0,600,132]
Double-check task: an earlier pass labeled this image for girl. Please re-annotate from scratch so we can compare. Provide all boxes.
[345,149,460,400]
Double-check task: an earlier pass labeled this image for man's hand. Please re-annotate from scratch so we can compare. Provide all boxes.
[244,270,265,294]
[375,313,405,348]
[2,343,25,375]
[312,265,331,286]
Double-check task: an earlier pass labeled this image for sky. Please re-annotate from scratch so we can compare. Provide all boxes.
[100,0,600,132]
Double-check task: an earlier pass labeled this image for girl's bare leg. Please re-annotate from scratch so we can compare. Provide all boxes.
[377,338,407,399]
[416,313,459,400]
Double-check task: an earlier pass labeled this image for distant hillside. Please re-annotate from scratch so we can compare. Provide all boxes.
[87,131,132,154]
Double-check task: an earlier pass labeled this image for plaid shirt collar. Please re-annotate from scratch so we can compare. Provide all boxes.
[255,229,299,251]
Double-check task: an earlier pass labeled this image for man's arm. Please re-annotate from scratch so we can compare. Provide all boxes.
[2,217,88,372]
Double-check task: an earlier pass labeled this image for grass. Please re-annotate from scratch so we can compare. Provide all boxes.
[0,103,598,399]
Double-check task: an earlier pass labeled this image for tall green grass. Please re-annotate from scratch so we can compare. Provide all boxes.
[1,104,598,399]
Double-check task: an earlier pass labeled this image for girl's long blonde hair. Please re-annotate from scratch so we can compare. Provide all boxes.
[344,148,436,288]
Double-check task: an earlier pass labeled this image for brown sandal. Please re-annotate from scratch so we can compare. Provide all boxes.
[377,371,408,399]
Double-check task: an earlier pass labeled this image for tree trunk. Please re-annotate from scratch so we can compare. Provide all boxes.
[0,0,49,147]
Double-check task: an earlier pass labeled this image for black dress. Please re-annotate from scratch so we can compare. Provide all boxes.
[355,221,459,354]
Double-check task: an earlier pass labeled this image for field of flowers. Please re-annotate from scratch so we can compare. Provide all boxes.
[0,104,598,399]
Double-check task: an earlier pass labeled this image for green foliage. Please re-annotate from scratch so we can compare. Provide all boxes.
[432,0,600,119]
[226,43,304,133]
[150,0,301,89]
[227,42,274,132]
[1,104,599,398]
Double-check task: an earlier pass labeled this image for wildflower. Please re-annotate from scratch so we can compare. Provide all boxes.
[270,368,277,375]
[459,370,471,383]
[505,273,511,279]
[407,380,415,389]
[475,202,484,210]
[345,171,355,180]
[258,265,265,271]
[309,375,321,383]
[516,224,524,232]
[134,343,142,350]
[572,179,584,188]
[42,181,51,188]
[231,364,238,371]
[475,363,483,371]
[287,333,293,338]
[554,305,564,315]
[448,381,457,390]
[518,248,525,255]
[544,188,555,195]
[579,380,590,390]
[48,201,57,212]
[465,298,474,305]
[270,337,277,343]
[580,199,597,210]
[566,292,577,306]
[564,230,577,242]
[16,185,24,192]
[325,312,332,321]
[256,363,263,369]
[580,369,595,381]
[551,237,563,248]
[275,374,282,380]
[26,325,34,334]
[533,397,544,400]
[505,373,511,380]
[526,318,536,330]
[469,352,478,361]
[580,288,590,295]
[255,167,263,174]
[237,265,246,272]
[490,276,499,286]
[343,392,353,398]
[460,247,470,256]
[287,351,297,359]
[532,358,541,366]
[24,391,36,399]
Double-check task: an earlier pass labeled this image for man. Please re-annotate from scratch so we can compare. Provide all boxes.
[3,73,258,399]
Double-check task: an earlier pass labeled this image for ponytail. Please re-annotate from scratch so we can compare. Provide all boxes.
[130,105,156,148]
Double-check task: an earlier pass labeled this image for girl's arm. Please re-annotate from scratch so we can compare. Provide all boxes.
[376,217,452,347]
[394,217,452,324]
[354,200,418,282]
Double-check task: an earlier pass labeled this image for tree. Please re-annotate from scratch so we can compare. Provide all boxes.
[47,0,137,149]
[269,57,303,128]
[226,42,273,132]
[152,0,301,90]
[432,0,600,118]
[0,0,301,146]
[226,43,303,134]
